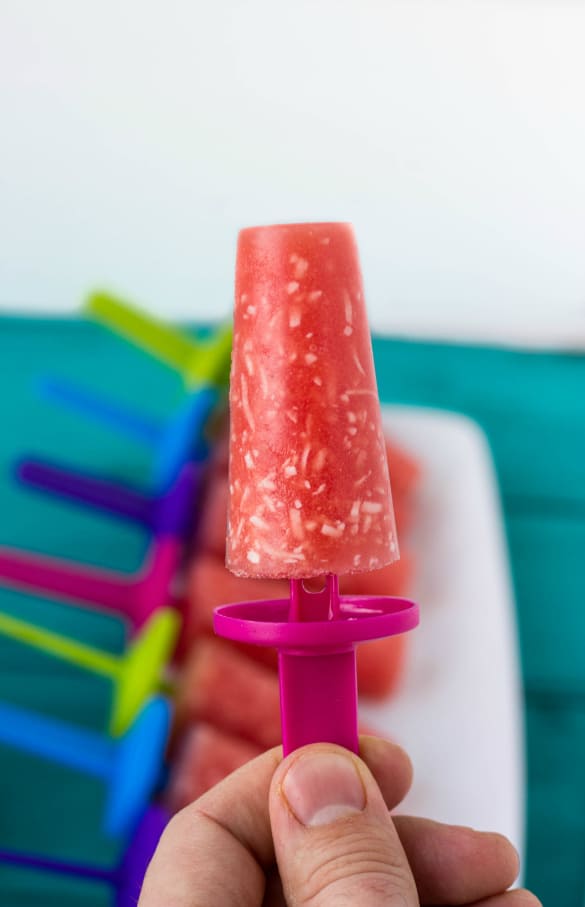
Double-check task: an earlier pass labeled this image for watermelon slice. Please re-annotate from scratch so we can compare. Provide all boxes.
[186,552,288,638]
[385,439,421,500]
[344,555,413,699]
[175,636,282,748]
[166,723,262,809]
[356,635,408,699]
[195,463,230,558]
[341,553,413,599]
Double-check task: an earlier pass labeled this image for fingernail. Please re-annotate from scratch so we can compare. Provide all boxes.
[282,751,366,827]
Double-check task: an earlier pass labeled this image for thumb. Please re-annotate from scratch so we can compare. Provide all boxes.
[269,743,419,906]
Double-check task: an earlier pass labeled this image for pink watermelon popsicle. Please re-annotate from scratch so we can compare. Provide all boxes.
[215,223,419,755]
[227,223,398,579]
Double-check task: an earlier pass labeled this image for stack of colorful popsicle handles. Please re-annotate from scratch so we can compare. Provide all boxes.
[0,292,225,892]
[0,805,168,907]
[86,292,232,389]
[0,536,181,633]
[0,698,169,836]
[6,307,231,631]
[214,576,419,755]
[0,608,179,734]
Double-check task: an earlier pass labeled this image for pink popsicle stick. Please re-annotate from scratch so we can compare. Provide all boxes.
[214,577,419,755]
[0,537,181,631]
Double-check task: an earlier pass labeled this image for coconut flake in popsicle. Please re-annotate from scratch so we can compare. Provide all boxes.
[227,222,398,579]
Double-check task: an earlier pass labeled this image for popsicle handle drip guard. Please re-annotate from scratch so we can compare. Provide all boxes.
[214,576,418,755]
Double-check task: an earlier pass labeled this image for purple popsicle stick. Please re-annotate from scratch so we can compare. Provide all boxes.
[0,805,168,907]
[16,460,202,537]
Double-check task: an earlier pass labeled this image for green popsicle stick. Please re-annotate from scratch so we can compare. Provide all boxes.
[0,608,180,736]
[110,608,179,735]
[86,291,232,389]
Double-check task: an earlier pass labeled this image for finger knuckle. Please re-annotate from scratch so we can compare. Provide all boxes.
[297,826,414,906]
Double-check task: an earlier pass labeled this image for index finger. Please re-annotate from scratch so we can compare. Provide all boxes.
[138,737,412,907]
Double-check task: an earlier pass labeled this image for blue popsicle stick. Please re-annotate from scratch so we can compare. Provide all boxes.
[152,386,217,489]
[36,378,218,492]
[0,698,170,837]
[38,376,160,445]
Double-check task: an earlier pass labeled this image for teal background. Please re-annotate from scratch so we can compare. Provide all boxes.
[0,316,584,904]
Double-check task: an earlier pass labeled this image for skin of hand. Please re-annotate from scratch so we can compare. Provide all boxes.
[139,736,541,907]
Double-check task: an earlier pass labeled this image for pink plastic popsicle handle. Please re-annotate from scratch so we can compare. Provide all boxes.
[279,647,359,754]
[214,578,419,756]
[0,538,180,630]
[282,577,357,753]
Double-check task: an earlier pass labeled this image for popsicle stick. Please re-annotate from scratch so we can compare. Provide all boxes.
[17,460,200,537]
[86,292,232,388]
[0,608,180,734]
[0,698,170,837]
[150,387,218,490]
[87,292,196,372]
[0,849,112,883]
[279,648,359,754]
[0,610,117,674]
[283,577,358,754]
[214,585,419,756]
[39,376,160,445]
[0,537,181,632]
[17,459,154,524]
[36,377,218,492]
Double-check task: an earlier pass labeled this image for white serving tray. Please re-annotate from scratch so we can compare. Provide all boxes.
[361,406,524,859]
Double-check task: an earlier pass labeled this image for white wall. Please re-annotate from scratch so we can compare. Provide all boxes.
[1,0,584,343]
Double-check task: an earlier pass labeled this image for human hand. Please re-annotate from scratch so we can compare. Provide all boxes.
[139,736,539,906]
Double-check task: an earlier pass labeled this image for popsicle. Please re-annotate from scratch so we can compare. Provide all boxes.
[0,698,170,836]
[0,805,168,907]
[214,223,419,754]
[0,536,181,633]
[86,291,233,389]
[0,607,179,734]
